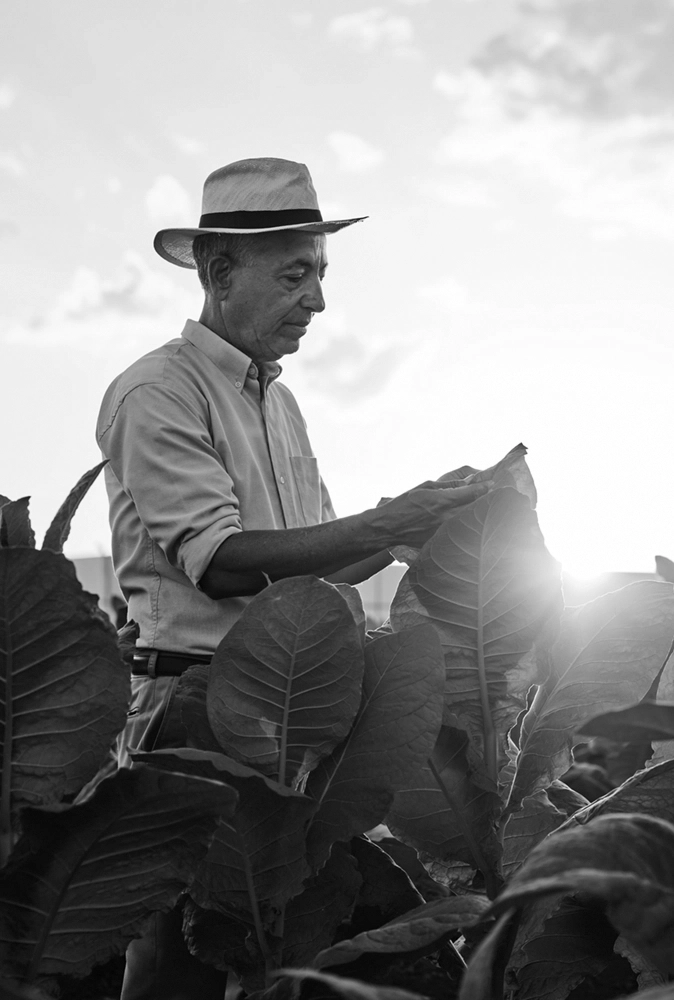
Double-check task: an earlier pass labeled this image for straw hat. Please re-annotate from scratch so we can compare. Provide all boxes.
[154,157,366,269]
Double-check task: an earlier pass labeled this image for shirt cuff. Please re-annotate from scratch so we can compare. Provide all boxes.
[180,522,242,588]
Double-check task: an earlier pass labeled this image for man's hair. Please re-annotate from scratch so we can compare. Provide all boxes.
[193,231,278,291]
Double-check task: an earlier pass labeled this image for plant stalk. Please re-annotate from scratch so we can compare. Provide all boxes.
[428,755,503,900]
[476,552,498,785]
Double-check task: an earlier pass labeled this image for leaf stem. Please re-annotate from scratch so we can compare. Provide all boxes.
[242,838,275,973]
[476,540,498,784]
[428,755,503,900]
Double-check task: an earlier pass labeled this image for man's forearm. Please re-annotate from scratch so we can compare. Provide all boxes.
[199,511,390,599]
[199,479,491,600]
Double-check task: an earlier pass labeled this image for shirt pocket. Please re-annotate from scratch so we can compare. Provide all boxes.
[289,455,322,525]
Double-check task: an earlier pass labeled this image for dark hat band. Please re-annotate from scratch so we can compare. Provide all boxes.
[198,208,323,229]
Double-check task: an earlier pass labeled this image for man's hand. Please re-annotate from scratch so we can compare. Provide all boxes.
[367,479,492,549]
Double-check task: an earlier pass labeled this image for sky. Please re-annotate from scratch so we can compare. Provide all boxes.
[2,0,674,577]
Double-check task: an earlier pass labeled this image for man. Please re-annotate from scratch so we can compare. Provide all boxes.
[97,157,489,1000]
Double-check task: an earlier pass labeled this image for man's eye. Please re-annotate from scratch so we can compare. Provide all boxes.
[285,274,304,284]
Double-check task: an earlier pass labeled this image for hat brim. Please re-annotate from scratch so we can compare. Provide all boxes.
[154,217,367,269]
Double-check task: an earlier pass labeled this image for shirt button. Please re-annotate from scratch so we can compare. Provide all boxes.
[234,380,242,388]
[279,476,285,485]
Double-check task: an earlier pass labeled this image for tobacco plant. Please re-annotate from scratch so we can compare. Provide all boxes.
[2,448,674,1000]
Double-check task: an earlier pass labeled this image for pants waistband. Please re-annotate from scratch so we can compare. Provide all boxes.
[132,650,212,677]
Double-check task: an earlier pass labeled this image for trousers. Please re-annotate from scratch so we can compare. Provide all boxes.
[119,671,227,1000]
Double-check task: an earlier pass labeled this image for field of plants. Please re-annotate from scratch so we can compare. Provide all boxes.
[1,447,674,1000]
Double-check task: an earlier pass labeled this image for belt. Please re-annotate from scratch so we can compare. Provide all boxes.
[132,650,212,677]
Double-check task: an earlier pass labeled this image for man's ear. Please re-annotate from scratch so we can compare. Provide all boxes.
[207,254,233,299]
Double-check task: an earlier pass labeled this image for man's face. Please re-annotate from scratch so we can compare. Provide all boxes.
[221,231,327,365]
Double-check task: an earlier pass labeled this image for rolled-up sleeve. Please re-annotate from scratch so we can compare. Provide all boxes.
[99,382,242,585]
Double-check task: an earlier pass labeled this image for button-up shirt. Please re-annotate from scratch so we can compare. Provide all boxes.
[97,319,336,655]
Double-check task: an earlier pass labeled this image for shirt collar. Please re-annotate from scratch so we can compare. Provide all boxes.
[181,319,282,392]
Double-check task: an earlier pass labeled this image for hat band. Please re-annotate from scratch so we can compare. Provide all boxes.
[199,208,323,229]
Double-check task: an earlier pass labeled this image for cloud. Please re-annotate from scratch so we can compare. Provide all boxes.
[422,175,493,207]
[0,84,15,110]
[328,8,416,55]
[145,175,194,227]
[432,0,674,238]
[2,253,199,354]
[327,131,385,173]
[171,134,207,156]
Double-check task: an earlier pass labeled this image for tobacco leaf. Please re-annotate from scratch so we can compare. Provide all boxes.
[175,664,221,752]
[488,813,674,975]
[132,748,317,920]
[579,701,674,743]
[613,934,667,992]
[281,841,362,969]
[544,778,589,816]
[0,548,129,822]
[313,896,490,970]
[507,581,674,816]
[182,898,266,993]
[390,488,562,782]
[655,554,674,583]
[0,499,35,549]
[334,583,367,645]
[501,789,567,879]
[42,461,107,554]
[305,625,444,871]
[207,576,364,786]
[348,836,423,929]
[387,725,502,898]
[440,442,537,508]
[390,444,537,567]
[268,969,429,1000]
[556,759,674,831]
[0,767,236,983]
[457,910,520,1000]
[510,899,634,1000]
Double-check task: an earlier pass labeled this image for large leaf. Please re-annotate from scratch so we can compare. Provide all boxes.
[281,841,362,969]
[390,488,562,783]
[507,582,674,815]
[0,548,129,849]
[387,725,503,898]
[270,969,429,1000]
[0,500,35,549]
[501,788,568,879]
[175,664,220,751]
[41,462,107,554]
[391,444,537,566]
[207,576,364,786]
[556,759,674,831]
[457,911,520,1000]
[182,898,266,992]
[0,766,236,983]
[134,748,317,921]
[488,813,674,976]
[305,625,444,870]
[348,836,423,929]
[440,442,537,507]
[313,896,489,970]
[579,701,674,743]
[509,899,635,1000]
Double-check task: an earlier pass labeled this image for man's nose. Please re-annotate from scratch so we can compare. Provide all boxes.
[302,276,325,314]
